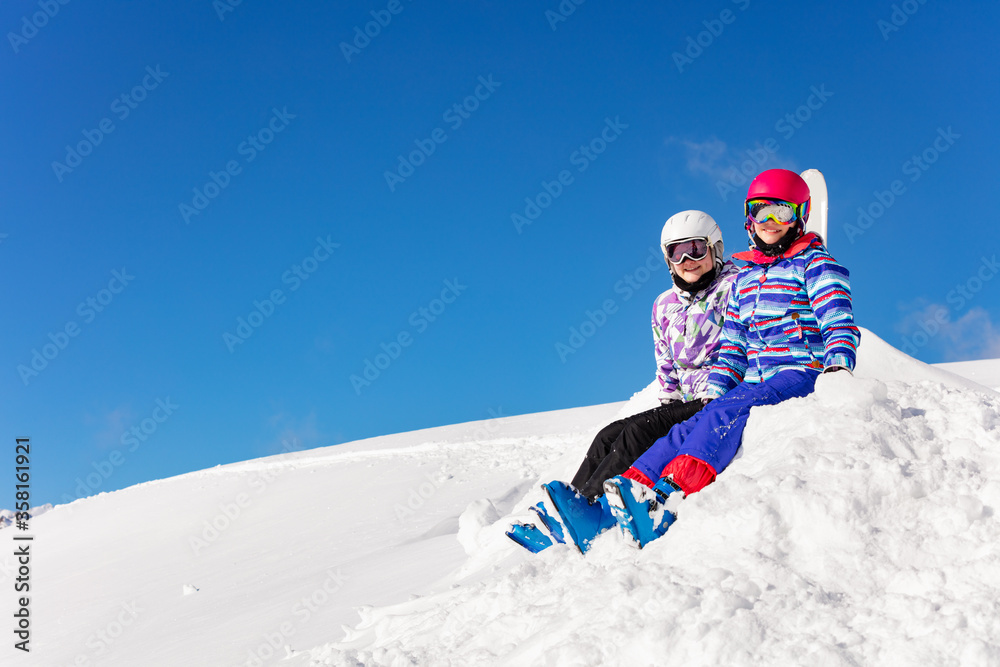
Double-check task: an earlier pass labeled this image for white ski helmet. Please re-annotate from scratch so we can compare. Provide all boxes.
[660,210,724,267]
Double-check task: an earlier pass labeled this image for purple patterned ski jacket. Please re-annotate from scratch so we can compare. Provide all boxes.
[652,261,739,403]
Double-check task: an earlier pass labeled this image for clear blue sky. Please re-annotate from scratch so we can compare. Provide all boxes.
[3,0,998,506]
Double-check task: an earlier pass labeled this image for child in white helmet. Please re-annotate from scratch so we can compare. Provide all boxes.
[507,210,738,553]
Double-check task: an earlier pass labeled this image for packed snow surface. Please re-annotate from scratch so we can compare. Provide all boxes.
[9,328,1000,666]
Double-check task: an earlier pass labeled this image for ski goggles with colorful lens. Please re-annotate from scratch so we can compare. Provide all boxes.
[745,198,807,225]
[664,237,710,264]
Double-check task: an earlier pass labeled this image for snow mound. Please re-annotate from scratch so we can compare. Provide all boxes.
[936,358,1000,393]
[853,327,999,397]
[311,329,1000,666]
[457,499,501,556]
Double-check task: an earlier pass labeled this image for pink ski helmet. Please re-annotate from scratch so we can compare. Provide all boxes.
[744,169,811,233]
[746,168,811,206]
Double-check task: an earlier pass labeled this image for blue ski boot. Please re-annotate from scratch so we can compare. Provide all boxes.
[529,502,566,546]
[505,521,553,553]
[505,501,567,554]
[541,481,616,553]
[603,475,681,548]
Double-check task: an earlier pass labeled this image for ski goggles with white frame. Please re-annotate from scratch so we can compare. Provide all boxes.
[745,198,808,226]
[664,237,711,265]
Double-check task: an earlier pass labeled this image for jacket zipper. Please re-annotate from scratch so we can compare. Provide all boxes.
[750,265,767,378]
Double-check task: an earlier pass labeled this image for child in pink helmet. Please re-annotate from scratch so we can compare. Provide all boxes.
[602,169,861,548]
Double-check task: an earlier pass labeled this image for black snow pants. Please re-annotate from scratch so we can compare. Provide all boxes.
[570,400,704,500]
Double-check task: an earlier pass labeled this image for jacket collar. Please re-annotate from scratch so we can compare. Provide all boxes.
[732,232,819,266]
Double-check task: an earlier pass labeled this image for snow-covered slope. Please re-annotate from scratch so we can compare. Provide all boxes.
[10,329,1000,666]
[9,402,624,667]
[935,358,1000,393]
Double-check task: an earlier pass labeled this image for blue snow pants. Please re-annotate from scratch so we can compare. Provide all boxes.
[630,369,820,481]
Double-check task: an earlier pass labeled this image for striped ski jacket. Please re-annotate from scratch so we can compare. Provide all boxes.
[653,261,738,403]
[706,233,860,396]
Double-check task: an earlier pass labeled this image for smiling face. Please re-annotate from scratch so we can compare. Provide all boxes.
[668,248,715,284]
[752,220,793,245]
